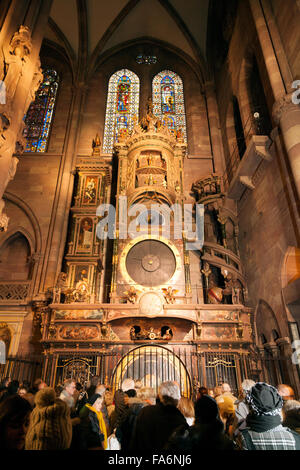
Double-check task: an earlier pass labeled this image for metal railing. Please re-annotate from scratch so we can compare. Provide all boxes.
[42,347,254,398]
[0,354,43,386]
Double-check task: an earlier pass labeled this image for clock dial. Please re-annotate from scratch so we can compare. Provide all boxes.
[125,240,176,286]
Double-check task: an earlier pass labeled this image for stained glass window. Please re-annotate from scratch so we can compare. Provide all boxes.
[152,70,187,141]
[103,69,140,153]
[23,68,59,153]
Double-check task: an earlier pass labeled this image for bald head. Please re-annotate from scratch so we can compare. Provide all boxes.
[277,384,295,400]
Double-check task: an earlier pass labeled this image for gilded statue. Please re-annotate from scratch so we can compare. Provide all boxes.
[123,286,139,304]
[162,286,178,304]
[92,133,101,155]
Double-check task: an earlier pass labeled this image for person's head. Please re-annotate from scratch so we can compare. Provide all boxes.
[194,395,221,425]
[0,377,11,389]
[63,379,76,397]
[282,400,300,419]
[238,379,255,399]
[214,386,222,398]
[158,381,181,407]
[89,376,101,388]
[137,387,156,405]
[178,397,195,419]
[246,382,283,417]
[121,378,135,392]
[198,386,208,398]
[0,395,32,450]
[21,380,30,389]
[25,387,72,450]
[125,389,137,398]
[18,387,28,397]
[88,392,105,412]
[207,388,215,398]
[55,384,63,397]
[134,380,143,390]
[33,378,47,393]
[104,390,113,406]
[95,384,106,396]
[221,383,231,393]
[277,384,295,401]
[241,379,255,393]
[75,382,83,392]
[7,380,19,395]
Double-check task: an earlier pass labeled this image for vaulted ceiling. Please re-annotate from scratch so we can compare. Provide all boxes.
[45,0,210,77]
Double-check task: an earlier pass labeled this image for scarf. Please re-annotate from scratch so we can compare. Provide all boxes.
[246,413,282,432]
[86,403,108,449]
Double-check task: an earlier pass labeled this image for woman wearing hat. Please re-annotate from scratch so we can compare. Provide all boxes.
[79,391,107,450]
[25,387,72,450]
[237,382,300,450]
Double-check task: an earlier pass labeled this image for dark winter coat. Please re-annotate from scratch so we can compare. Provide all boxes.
[78,405,104,450]
[166,418,236,451]
[109,389,127,431]
[130,400,187,452]
[283,408,300,435]
[117,397,148,451]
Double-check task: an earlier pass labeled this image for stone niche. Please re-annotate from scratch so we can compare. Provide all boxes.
[109,317,193,342]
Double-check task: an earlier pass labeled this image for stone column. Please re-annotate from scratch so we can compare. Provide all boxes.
[0,0,53,231]
[38,83,89,292]
[273,95,300,205]
[265,342,282,386]
[249,0,300,209]
[204,81,225,175]
[249,0,286,101]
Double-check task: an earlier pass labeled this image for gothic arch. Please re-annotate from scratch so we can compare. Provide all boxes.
[3,192,42,253]
[0,231,31,281]
[254,299,281,345]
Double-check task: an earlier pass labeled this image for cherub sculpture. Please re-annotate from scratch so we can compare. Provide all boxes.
[162,286,178,304]
[123,286,139,304]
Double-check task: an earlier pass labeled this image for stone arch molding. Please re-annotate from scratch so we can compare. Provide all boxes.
[2,191,42,254]
[254,299,281,346]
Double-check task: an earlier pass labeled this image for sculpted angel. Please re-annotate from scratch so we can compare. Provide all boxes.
[162,286,178,304]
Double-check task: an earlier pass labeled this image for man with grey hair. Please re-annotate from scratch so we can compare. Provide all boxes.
[233,379,255,434]
[130,381,187,452]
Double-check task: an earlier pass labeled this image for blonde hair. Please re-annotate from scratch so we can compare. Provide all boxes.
[178,397,195,418]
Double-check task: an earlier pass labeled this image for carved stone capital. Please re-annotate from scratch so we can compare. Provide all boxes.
[272,93,298,125]
[0,211,9,232]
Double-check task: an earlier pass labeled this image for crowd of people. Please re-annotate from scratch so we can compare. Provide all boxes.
[0,374,299,451]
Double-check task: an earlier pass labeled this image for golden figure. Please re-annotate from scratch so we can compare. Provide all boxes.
[123,286,139,304]
[207,286,223,304]
[162,286,178,304]
[92,134,101,155]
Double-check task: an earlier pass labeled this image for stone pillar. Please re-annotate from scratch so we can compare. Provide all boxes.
[204,81,225,174]
[0,0,53,231]
[249,0,286,101]
[272,96,300,205]
[39,83,89,292]
[265,342,282,386]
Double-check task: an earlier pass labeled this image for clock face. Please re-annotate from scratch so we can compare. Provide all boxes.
[125,240,176,287]
[139,292,163,316]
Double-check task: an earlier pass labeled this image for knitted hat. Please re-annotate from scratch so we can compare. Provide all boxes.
[87,393,102,406]
[25,387,72,450]
[125,389,137,398]
[246,382,283,416]
[195,395,220,423]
